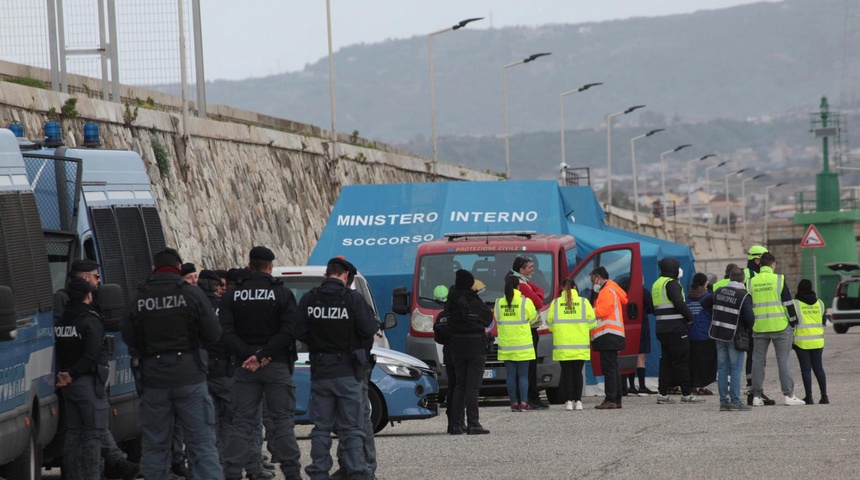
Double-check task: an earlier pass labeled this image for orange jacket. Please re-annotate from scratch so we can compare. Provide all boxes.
[591,279,627,351]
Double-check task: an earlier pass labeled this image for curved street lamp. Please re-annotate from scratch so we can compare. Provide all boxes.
[504,52,551,179]
[428,17,483,179]
[606,105,645,206]
[560,83,602,172]
[686,154,717,228]
[741,174,767,241]
[659,145,692,211]
[764,182,788,246]
[724,168,748,234]
[630,128,664,232]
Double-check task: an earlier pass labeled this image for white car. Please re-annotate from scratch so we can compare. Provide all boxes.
[272,265,389,348]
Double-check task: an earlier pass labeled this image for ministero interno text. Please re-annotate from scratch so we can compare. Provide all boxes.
[336,211,540,226]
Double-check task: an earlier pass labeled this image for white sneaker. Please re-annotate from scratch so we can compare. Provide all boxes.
[565,401,574,411]
[574,401,583,411]
[752,396,764,406]
[681,395,706,403]
[784,395,805,406]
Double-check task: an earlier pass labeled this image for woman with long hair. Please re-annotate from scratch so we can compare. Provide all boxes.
[494,276,537,412]
[546,278,596,411]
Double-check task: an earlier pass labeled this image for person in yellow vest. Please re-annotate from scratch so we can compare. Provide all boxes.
[742,246,776,405]
[547,278,596,411]
[712,263,737,292]
[748,252,805,406]
[792,279,829,404]
[590,267,628,410]
[495,276,538,412]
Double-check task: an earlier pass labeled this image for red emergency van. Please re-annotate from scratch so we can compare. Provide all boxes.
[392,231,644,403]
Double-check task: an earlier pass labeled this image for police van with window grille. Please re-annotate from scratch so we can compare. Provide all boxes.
[2,121,168,473]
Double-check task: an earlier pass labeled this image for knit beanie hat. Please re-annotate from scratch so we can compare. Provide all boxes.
[454,269,474,290]
[797,279,813,293]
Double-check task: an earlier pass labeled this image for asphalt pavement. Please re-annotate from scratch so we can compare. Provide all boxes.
[45,326,860,479]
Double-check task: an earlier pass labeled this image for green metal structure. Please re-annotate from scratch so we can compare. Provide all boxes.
[794,96,860,297]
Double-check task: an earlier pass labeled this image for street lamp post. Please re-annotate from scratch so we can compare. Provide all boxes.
[659,144,692,233]
[326,0,337,160]
[428,17,482,179]
[560,83,602,173]
[504,52,551,179]
[764,182,788,246]
[606,105,645,207]
[705,161,727,224]
[724,168,748,235]
[686,154,717,228]
[630,129,665,232]
[741,174,766,241]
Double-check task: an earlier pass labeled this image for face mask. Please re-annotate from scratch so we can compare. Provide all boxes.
[593,283,602,292]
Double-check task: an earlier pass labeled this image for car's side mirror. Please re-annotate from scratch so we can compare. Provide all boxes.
[383,313,398,330]
[0,286,18,341]
[391,286,410,316]
[98,284,125,332]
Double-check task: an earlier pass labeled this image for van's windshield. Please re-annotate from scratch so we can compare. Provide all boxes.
[416,252,554,309]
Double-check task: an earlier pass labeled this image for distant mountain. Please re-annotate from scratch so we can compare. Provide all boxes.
[185,0,860,181]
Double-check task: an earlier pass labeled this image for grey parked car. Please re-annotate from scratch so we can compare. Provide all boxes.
[827,262,860,333]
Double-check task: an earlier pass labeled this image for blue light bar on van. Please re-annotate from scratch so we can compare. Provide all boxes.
[83,122,101,147]
[44,121,64,147]
[443,230,537,241]
[7,122,24,137]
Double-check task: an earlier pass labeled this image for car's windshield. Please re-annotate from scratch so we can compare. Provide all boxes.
[416,252,554,310]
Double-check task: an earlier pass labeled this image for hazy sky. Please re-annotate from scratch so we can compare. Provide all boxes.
[200,0,780,81]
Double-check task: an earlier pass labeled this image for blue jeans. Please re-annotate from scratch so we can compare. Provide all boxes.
[715,340,745,405]
[138,381,222,480]
[504,360,529,405]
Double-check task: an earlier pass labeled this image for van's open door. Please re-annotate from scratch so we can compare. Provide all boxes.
[568,242,642,376]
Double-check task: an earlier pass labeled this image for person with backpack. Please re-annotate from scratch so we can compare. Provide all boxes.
[446,270,493,435]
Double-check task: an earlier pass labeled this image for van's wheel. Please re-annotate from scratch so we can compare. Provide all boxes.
[4,424,42,480]
[368,386,387,434]
[833,324,849,334]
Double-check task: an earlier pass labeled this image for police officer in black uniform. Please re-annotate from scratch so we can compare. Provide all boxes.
[198,269,235,459]
[55,276,110,480]
[220,246,302,480]
[53,259,140,480]
[296,257,378,480]
[121,248,223,479]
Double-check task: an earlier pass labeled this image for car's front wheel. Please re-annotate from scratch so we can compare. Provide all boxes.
[833,324,850,334]
[368,386,388,434]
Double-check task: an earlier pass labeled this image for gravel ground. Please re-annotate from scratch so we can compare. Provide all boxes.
[46,326,860,479]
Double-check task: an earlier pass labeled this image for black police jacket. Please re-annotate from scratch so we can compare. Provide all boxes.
[56,301,106,379]
[295,278,378,380]
[445,286,493,355]
[219,271,298,365]
[121,272,221,388]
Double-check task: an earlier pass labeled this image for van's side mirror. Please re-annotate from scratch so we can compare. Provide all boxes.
[98,284,125,332]
[383,313,398,330]
[391,286,410,316]
[627,302,639,320]
[0,286,18,341]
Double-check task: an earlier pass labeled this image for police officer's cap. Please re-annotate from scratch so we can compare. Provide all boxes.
[153,248,183,268]
[69,258,100,275]
[180,262,197,276]
[68,276,96,293]
[327,257,356,275]
[249,246,275,262]
[198,270,220,282]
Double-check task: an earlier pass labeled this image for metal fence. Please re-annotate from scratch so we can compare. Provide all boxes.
[0,0,198,98]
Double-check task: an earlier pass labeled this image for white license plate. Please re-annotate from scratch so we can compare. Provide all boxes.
[482,369,494,379]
